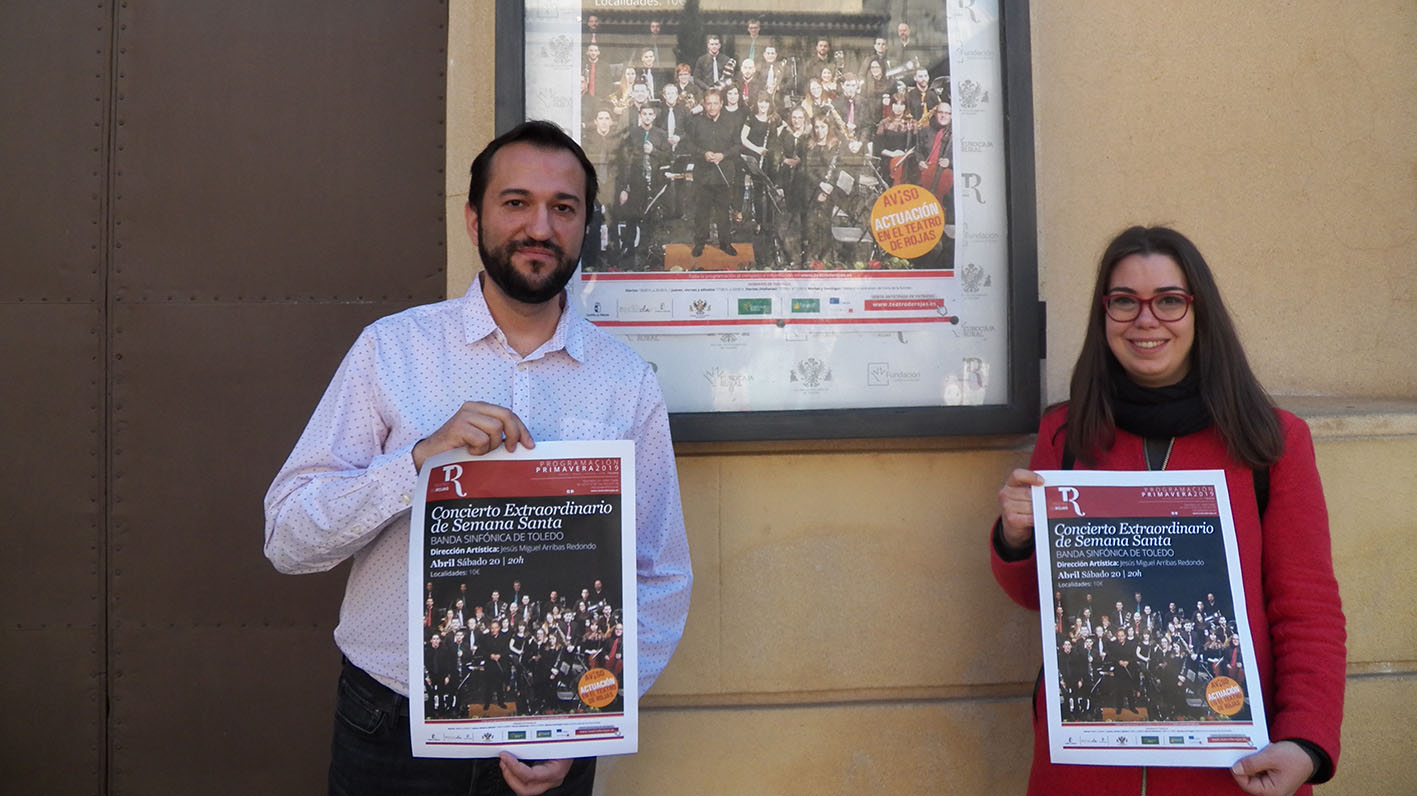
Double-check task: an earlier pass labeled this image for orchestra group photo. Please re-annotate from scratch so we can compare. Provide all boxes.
[575,12,955,272]
[1050,587,1254,725]
[422,577,626,720]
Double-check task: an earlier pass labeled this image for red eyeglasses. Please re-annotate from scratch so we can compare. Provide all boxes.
[1101,292,1194,322]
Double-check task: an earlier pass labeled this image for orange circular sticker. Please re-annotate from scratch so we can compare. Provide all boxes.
[869,184,945,259]
[1205,676,1246,716]
[577,668,619,709]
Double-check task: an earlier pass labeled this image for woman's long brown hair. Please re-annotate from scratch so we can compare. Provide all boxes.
[1066,226,1282,468]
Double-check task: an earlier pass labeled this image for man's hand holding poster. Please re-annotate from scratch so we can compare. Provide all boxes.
[408,441,637,759]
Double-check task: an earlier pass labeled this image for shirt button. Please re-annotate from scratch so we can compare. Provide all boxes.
[400,493,411,505]
[517,363,528,371]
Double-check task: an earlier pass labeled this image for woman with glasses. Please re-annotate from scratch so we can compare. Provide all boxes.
[989,226,1345,795]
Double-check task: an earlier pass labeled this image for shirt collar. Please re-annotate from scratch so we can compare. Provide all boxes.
[462,273,589,363]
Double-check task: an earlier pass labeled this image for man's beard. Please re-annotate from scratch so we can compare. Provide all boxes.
[478,222,579,304]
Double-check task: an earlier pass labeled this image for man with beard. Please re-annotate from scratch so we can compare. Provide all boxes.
[889,22,919,73]
[264,121,692,796]
[904,68,943,126]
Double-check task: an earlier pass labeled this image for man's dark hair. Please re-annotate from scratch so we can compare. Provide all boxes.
[466,120,598,219]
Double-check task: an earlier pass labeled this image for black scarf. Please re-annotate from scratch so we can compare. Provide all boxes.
[1110,369,1210,439]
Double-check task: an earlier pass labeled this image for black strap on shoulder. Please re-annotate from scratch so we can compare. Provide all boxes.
[1254,467,1270,518]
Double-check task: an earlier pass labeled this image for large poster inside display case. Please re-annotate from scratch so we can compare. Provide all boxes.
[497,0,1038,440]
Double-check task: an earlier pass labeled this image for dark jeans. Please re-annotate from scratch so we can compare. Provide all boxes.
[330,659,596,796]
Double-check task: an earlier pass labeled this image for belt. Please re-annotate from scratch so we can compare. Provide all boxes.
[341,657,411,718]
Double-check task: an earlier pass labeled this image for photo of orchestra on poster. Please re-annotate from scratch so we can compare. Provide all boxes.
[422,576,625,720]
[575,15,956,272]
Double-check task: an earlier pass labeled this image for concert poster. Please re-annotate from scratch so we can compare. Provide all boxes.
[522,1,1016,414]
[408,441,638,759]
[1031,469,1270,767]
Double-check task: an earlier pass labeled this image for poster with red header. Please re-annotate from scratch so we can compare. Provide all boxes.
[408,441,637,759]
[1031,469,1269,768]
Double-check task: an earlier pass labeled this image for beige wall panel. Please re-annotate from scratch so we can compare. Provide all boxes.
[1319,436,1417,665]
[711,448,1038,693]
[597,698,1033,795]
[653,456,725,696]
[1030,3,1417,403]
[446,0,497,296]
[1330,675,1417,795]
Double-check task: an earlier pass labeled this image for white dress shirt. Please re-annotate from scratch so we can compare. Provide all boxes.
[264,276,692,699]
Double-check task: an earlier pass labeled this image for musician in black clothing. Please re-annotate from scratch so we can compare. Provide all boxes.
[1105,627,1140,717]
[687,89,740,257]
[477,620,510,710]
[772,106,810,267]
[740,91,780,241]
[448,628,477,716]
[693,34,730,92]
[904,68,945,126]
[637,47,668,97]
[832,73,875,151]
[616,103,673,268]
[583,43,613,100]
[801,112,841,265]
[759,45,785,102]
[425,632,455,717]
[1057,639,1092,720]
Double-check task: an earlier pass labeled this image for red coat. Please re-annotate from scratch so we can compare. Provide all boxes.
[991,406,1345,795]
